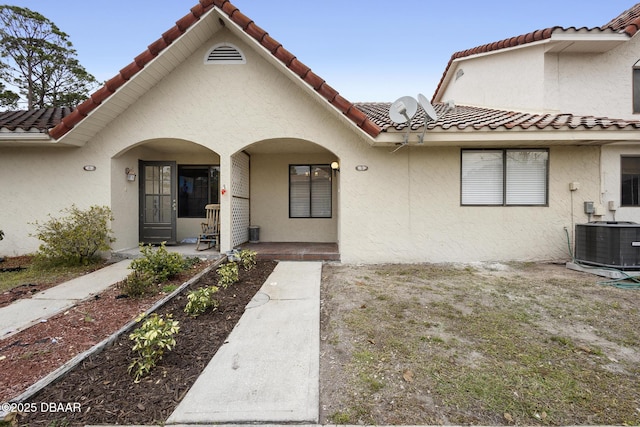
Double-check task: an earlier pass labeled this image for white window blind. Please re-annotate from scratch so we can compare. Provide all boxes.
[289,165,332,218]
[461,149,548,206]
[290,166,311,218]
[461,151,503,205]
[506,150,548,205]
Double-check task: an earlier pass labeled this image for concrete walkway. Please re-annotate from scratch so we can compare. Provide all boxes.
[0,260,131,338]
[167,261,321,425]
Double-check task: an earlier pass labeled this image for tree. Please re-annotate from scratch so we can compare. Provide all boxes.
[0,78,18,109]
[0,5,98,110]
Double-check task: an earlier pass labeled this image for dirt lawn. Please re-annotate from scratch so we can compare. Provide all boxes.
[320,262,640,426]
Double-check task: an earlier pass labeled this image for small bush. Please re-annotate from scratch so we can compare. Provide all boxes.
[217,262,239,289]
[31,205,115,266]
[119,271,154,298]
[130,242,188,283]
[128,313,179,383]
[237,249,257,271]
[184,286,219,317]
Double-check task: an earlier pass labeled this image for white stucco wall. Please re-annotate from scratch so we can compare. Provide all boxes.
[338,145,600,264]
[439,46,546,111]
[439,37,640,120]
[546,37,640,120]
[600,144,640,223]
[0,146,112,256]
[249,150,338,243]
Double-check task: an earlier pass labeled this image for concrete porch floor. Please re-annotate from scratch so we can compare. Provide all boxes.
[112,242,339,262]
[239,242,339,261]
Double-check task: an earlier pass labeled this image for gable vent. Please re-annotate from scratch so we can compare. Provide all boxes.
[205,43,246,64]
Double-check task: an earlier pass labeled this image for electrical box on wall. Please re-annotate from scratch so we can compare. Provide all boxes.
[569,182,580,191]
[608,201,617,211]
[584,201,595,214]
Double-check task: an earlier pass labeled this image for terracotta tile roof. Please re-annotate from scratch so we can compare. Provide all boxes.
[355,102,640,132]
[0,107,72,132]
[43,0,381,141]
[432,3,640,101]
[602,3,640,35]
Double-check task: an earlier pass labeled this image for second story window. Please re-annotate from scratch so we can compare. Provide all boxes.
[633,61,640,113]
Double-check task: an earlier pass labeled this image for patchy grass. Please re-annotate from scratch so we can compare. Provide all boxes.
[321,262,640,425]
[0,256,107,293]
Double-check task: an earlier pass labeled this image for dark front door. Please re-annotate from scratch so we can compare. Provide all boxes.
[139,161,177,244]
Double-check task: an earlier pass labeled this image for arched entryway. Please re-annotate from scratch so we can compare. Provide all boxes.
[229,138,340,260]
[111,138,220,252]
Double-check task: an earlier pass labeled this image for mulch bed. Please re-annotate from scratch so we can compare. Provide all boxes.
[17,260,277,426]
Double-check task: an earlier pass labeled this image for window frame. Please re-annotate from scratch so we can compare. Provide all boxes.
[460,148,549,207]
[289,164,333,219]
[177,165,220,218]
[621,156,640,207]
[633,62,640,114]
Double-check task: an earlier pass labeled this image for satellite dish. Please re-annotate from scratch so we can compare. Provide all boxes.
[389,96,418,124]
[417,93,438,122]
[417,93,438,144]
[388,96,418,152]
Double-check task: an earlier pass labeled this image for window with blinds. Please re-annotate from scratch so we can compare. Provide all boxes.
[461,149,548,206]
[289,165,332,218]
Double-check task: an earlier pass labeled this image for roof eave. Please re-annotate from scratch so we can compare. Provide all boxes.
[0,131,70,146]
[373,128,640,147]
[546,29,629,53]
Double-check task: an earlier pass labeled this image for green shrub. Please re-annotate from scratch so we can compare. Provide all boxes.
[119,271,154,298]
[217,262,239,289]
[130,242,187,283]
[237,249,257,271]
[128,313,179,383]
[31,205,115,266]
[184,286,219,317]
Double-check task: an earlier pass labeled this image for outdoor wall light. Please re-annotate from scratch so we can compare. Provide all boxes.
[125,167,137,182]
[83,165,96,171]
[355,165,369,172]
[331,161,340,172]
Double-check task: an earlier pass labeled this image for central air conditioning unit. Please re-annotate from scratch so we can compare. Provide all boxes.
[575,221,640,270]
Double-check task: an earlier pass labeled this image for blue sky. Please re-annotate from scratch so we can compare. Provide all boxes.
[5,0,638,101]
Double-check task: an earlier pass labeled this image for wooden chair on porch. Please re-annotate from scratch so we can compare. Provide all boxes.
[196,204,220,251]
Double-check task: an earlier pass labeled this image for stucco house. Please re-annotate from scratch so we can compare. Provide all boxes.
[2,1,640,264]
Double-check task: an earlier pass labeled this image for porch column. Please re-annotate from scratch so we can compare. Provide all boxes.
[219,154,232,254]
